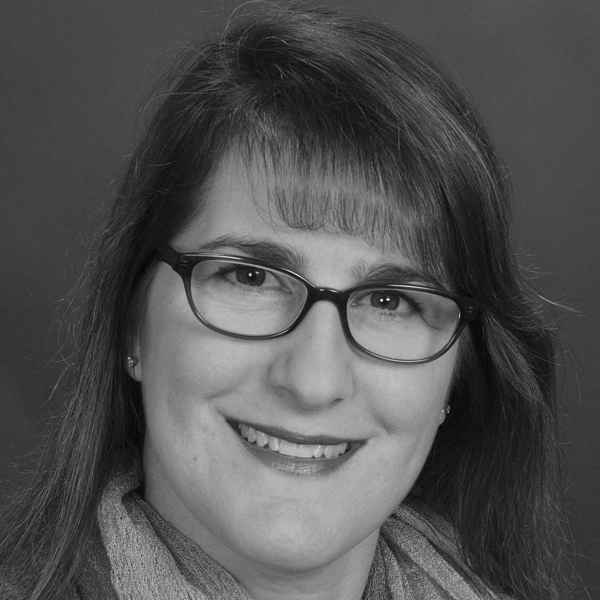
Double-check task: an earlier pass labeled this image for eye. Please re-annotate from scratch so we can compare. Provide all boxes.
[370,290,402,311]
[235,266,266,287]
[214,263,295,294]
[358,290,417,314]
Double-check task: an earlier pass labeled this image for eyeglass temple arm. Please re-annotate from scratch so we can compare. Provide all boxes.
[461,302,479,322]
[155,245,180,268]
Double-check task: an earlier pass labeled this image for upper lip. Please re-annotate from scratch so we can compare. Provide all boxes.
[227,419,360,446]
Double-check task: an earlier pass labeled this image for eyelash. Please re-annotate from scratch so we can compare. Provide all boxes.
[215,265,291,293]
[352,291,422,313]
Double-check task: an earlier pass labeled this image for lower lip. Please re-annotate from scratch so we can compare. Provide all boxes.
[231,426,358,476]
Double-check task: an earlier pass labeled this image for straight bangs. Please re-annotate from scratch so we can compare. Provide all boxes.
[234,131,458,289]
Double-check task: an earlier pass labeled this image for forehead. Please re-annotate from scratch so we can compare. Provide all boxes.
[175,154,448,289]
[176,150,450,285]
[175,162,367,264]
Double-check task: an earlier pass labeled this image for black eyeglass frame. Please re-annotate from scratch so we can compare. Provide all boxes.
[156,245,480,364]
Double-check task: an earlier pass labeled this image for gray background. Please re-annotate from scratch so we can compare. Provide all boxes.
[1,1,598,596]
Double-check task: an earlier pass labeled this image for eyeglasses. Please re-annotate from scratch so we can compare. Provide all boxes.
[156,245,479,364]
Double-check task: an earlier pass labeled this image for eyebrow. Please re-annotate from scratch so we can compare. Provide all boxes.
[190,235,441,288]
[355,263,442,288]
[192,235,306,271]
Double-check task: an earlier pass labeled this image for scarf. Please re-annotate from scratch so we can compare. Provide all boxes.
[89,468,510,600]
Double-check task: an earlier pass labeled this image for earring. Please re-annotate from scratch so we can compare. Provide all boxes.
[439,406,451,420]
[126,356,139,369]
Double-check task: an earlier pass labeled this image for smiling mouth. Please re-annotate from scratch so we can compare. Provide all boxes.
[235,422,351,460]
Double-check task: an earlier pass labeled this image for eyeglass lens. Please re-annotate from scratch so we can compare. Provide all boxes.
[189,259,461,361]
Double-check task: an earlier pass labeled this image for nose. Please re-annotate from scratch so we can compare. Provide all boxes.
[269,301,354,410]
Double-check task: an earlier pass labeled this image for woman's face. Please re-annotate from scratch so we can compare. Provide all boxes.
[134,156,458,585]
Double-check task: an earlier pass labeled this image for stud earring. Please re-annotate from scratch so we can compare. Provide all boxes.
[439,406,451,420]
[126,356,138,369]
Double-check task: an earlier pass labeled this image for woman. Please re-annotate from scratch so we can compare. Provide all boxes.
[0,4,570,599]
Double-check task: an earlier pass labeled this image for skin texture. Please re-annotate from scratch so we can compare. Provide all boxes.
[133,156,457,600]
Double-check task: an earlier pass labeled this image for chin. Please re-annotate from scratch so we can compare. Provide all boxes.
[230,501,349,573]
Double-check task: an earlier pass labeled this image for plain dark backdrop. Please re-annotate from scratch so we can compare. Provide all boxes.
[1,0,598,596]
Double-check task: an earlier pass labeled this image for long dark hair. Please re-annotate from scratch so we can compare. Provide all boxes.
[0,5,571,599]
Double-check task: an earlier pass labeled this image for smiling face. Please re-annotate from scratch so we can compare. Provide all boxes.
[133,154,458,595]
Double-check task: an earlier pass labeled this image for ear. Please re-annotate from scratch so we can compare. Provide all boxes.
[438,405,451,425]
[126,335,143,382]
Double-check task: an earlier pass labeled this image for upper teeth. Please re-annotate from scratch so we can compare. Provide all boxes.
[238,424,348,459]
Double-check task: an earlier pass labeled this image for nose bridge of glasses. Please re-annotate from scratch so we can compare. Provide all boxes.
[305,287,347,313]
[297,286,350,334]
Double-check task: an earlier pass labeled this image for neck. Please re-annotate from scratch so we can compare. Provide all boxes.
[222,529,379,600]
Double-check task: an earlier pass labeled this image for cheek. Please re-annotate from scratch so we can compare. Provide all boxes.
[366,354,455,432]
[138,278,271,457]
[362,355,455,485]
[139,270,236,400]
